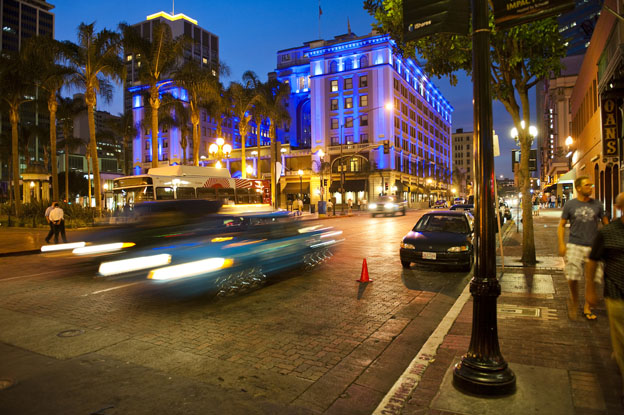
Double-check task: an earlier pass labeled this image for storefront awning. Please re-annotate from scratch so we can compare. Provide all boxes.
[558,169,576,184]
[282,182,310,194]
[329,179,366,193]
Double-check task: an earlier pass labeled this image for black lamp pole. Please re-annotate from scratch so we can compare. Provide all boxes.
[453,0,516,395]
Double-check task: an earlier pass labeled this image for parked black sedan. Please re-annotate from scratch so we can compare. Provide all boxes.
[399,210,474,271]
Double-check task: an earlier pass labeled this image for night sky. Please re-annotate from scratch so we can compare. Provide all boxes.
[53,0,529,178]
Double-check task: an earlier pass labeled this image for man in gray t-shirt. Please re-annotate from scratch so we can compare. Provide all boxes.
[558,176,608,320]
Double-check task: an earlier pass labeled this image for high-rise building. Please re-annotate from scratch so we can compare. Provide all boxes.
[123,11,219,115]
[451,128,473,196]
[558,0,604,56]
[126,11,223,174]
[271,31,453,207]
[0,0,55,199]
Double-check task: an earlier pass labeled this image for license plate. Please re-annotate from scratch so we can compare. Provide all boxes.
[422,252,436,260]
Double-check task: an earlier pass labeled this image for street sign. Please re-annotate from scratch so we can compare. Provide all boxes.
[403,0,470,42]
[601,97,621,157]
[492,0,575,29]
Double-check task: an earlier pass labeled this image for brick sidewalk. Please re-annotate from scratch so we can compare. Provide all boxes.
[383,208,623,415]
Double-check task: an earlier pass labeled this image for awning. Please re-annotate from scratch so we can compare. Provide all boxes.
[329,179,366,193]
[557,169,576,184]
[282,182,310,194]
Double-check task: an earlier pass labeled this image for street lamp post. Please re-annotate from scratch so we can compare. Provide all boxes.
[298,169,303,200]
[208,137,232,169]
[453,0,515,396]
[103,182,109,211]
[565,136,573,170]
[318,150,325,202]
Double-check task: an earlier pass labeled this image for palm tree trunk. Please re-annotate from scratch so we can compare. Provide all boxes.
[123,136,130,175]
[10,107,21,216]
[192,121,200,166]
[150,89,160,169]
[65,145,69,202]
[87,154,92,206]
[256,117,262,178]
[87,104,102,213]
[241,125,247,179]
[49,98,59,201]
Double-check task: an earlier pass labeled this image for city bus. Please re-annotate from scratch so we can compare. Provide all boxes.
[111,165,270,211]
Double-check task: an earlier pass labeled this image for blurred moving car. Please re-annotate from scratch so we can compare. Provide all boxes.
[57,200,343,296]
[453,197,466,205]
[369,195,407,217]
[399,210,474,271]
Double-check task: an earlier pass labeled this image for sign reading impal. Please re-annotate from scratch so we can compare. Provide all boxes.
[601,97,621,158]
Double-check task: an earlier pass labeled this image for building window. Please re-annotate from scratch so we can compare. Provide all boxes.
[330,80,338,92]
[360,133,369,143]
[359,75,368,88]
[359,55,369,68]
[345,97,353,109]
[359,95,368,107]
[331,136,340,145]
[345,58,353,71]
[344,78,353,90]
[145,140,150,150]
[330,99,338,110]
[345,117,353,128]
[329,61,338,73]
[360,114,368,126]
[331,118,339,129]
[345,134,354,144]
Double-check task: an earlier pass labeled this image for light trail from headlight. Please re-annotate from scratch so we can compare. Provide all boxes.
[72,242,136,255]
[384,203,395,209]
[41,242,86,252]
[99,254,172,276]
[147,257,233,281]
[369,203,377,209]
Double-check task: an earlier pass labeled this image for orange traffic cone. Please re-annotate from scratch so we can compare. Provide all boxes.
[358,258,372,283]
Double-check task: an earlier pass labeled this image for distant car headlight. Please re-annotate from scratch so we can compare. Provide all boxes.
[369,203,377,209]
[447,245,469,252]
[401,242,415,249]
[384,203,395,209]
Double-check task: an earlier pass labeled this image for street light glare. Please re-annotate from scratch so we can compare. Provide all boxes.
[510,127,518,138]
[223,144,232,154]
[209,143,218,154]
[565,136,573,146]
[384,102,394,111]
[318,149,325,158]
[297,169,304,176]
[528,125,538,137]
[216,137,225,146]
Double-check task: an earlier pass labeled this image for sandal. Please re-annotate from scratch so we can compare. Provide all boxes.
[583,312,597,320]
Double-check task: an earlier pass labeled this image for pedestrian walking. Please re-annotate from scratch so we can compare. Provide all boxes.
[294,197,303,216]
[44,202,55,244]
[533,196,540,216]
[48,202,68,244]
[558,176,609,320]
[550,194,557,208]
[326,199,333,216]
[585,192,624,402]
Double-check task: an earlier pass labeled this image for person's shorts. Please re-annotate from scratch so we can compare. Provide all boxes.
[532,205,539,212]
[564,243,603,283]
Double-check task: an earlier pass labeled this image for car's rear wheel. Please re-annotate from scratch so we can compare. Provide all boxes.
[401,259,411,268]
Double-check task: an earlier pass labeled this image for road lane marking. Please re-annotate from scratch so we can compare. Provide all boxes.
[83,282,141,296]
[0,269,64,282]
[373,280,472,415]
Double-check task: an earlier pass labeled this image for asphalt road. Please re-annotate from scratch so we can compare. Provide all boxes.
[0,210,472,415]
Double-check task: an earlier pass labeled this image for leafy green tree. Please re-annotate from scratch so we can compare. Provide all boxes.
[365,0,567,264]
[64,22,125,213]
[23,36,74,202]
[0,49,35,216]
[120,21,187,168]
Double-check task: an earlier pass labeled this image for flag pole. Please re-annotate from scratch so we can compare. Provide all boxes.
[318,0,322,39]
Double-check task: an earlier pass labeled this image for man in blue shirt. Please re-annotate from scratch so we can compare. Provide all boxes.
[558,176,609,320]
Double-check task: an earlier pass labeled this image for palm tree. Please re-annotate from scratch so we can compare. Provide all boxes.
[57,96,86,202]
[0,49,35,216]
[64,22,125,213]
[120,21,187,169]
[229,77,260,179]
[204,81,231,139]
[243,71,266,178]
[105,112,137,175]
[262,78,291,206]
[23,36,73,202]
[174,61,217,166]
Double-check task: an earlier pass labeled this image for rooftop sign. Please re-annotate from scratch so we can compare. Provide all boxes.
[146,11,198,25]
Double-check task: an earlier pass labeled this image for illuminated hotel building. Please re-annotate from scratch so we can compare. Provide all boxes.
[273,31,453,206]
[127,11,229,174]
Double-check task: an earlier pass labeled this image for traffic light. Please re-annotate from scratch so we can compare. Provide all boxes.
[383,140,389,154]
[323,179,328,187]
[385,183,389,192]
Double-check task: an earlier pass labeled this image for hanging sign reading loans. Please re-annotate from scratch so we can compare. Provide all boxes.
[601,97,621,158]
[492,0,575,29]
